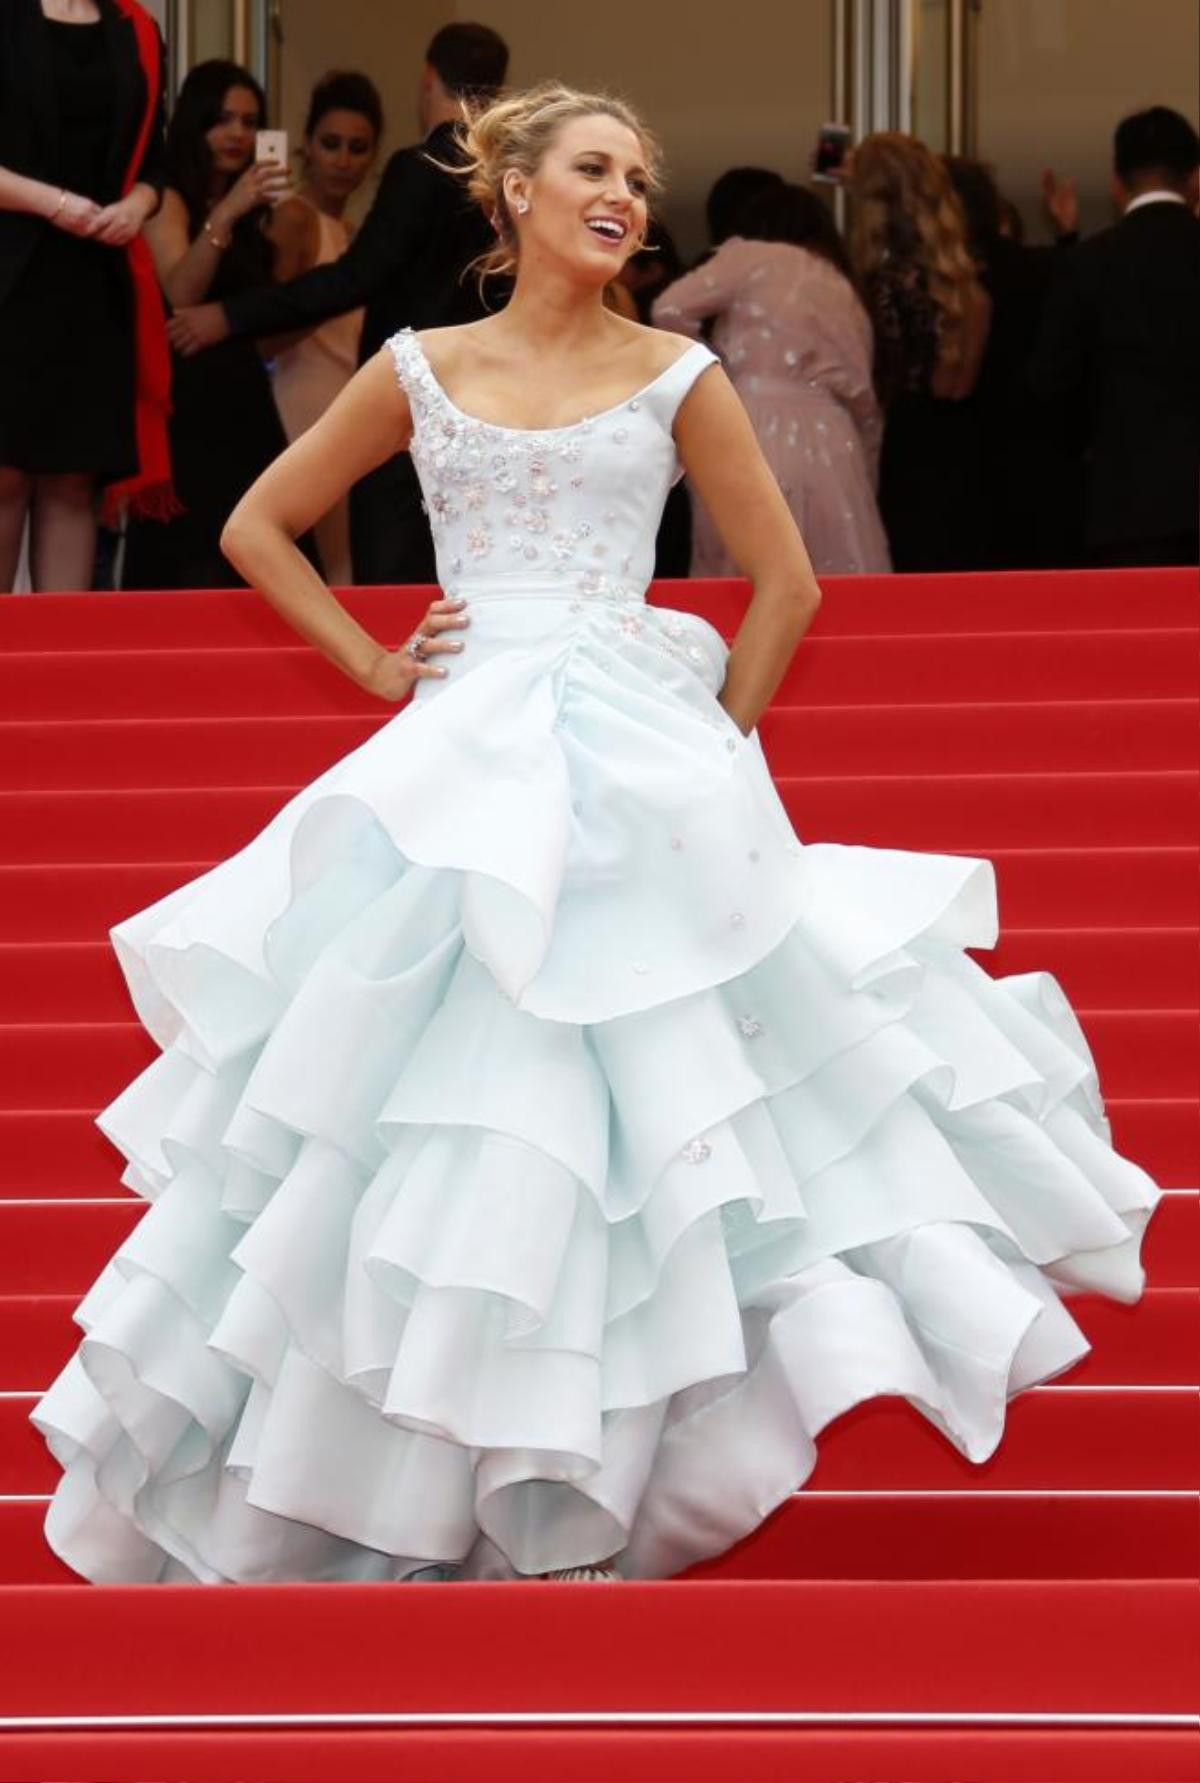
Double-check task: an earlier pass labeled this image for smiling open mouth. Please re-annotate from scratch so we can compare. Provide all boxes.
[586,218,628,243]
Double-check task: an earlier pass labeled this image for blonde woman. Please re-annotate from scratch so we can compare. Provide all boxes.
[32,85,1160,1587]
[847,132,992,569]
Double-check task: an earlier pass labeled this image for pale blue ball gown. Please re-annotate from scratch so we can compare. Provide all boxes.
[32,329,1162,1583]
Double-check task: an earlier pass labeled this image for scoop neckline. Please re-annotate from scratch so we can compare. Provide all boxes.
[403,328,706,437]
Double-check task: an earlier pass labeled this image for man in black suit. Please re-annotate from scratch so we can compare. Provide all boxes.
[1028,107,1200,568]
[170,21,508,584]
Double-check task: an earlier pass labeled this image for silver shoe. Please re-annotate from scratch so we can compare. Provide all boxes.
[541,1564,620,1581]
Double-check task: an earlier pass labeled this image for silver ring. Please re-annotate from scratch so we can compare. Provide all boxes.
[405,632,429,661]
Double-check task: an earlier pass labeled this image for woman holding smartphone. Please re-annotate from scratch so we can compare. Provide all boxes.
[123,59,296,589]
[267,71,384,585]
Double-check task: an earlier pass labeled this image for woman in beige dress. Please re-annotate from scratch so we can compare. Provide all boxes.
[652,182,890,577]
[268,72,382,584]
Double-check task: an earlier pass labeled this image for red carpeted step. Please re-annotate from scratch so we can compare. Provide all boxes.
[762,698,1199,775]
[0,860,206,941]
[2,847,1193,940]
[0,1576,1192,1727]
[0,1200,143,1292]
[3,1728,1198,1783]
[1,1492,1194,1586]
[1,713,386,792]
[1,1192,1194,1296]
[690,1493,1200,1580]
[1071,1010,1199,1099]
[4,1381,1193,1498]
[0,1024,156,1109]
[6,697,1196,792]
[2,630,1195,720]
[1108,1099,1198,1184]
[1,770,1194,865]
[2,925,1192,1026]
[986,848,1198,927]
[1,1007,1189,1110]
[2,567,1195,650]
[979,928,1197,1010]
[0,942,129,1023]
[7,1733,1198,1783]
[783,772,1197,850]
[2,1288,1193,1394]
[2,1730,1198,1783]
[0,1110,126,1198]
[812,1384,1198,1491]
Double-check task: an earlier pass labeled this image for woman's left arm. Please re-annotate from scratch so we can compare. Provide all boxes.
[673,364,822,733]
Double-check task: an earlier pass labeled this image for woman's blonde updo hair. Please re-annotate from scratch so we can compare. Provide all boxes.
[446,80,664,286]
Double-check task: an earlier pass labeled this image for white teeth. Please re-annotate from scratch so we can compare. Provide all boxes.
[587,219,625,240]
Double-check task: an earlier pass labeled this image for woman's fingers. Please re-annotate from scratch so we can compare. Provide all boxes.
[422,599,470,633]
[417,633,464,655]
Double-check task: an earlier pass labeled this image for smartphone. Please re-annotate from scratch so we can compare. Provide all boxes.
[813,122,852,184]
[255,129,288,168]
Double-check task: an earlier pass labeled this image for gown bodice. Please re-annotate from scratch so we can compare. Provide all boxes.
[387,327,717,605]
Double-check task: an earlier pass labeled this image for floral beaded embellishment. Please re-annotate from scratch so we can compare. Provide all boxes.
[679,1138,712,1165]
[389,328,592,563]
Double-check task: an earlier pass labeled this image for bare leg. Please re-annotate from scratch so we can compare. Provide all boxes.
[0,465,33,592]
[29,472,98,592]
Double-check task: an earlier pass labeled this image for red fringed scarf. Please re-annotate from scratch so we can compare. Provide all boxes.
[101,0,177,524]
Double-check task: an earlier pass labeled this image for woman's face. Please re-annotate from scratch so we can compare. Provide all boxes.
[507,114,650,287]
[206,85,261,179]
[304,107,378,204]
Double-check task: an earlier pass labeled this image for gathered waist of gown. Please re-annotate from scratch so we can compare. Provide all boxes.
[438,570,650,607]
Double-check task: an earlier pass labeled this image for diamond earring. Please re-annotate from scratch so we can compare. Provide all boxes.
[515,198,530,215]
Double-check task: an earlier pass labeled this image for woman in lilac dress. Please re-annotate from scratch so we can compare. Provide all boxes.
[652,182,890,577]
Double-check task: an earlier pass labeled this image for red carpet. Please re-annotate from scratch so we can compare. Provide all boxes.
[0,568,1195,1781]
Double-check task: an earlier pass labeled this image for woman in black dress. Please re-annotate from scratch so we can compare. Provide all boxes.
[846,134,992,572]
[0,0,166,591]
[123,60,296,590]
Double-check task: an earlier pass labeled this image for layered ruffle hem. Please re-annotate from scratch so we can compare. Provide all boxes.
[32,595,1163,1582]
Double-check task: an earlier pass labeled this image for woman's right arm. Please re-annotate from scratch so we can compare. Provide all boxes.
[221,349,464,701]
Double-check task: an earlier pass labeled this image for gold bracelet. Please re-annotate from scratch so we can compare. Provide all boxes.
[203,217,229,250]
[50,188,69,221]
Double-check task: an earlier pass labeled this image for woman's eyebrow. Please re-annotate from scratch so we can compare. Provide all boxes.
[573,148,648,177]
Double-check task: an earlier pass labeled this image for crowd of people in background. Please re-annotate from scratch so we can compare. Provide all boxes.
[1,1,1197,593]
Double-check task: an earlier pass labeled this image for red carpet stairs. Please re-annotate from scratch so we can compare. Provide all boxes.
[0,567,1196,1780]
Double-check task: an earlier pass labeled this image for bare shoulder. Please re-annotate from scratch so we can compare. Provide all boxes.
[410,322,484,376]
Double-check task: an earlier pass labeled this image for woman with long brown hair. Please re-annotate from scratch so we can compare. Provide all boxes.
[847,132,991,570]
